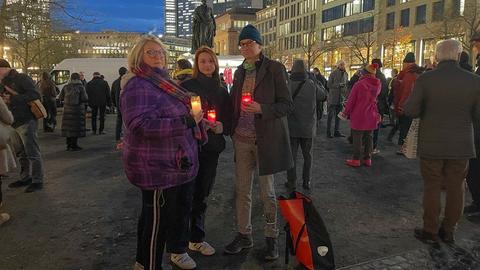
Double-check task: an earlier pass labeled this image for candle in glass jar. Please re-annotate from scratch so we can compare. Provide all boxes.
[242,92,252,104]
[207,110,216,122]
[191,96,202,115]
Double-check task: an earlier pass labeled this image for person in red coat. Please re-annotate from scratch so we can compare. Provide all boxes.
[392,52,423,154]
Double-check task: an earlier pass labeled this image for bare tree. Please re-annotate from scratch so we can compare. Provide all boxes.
[382,27,413,69]
[302,27,334,70]
[340,30,376,65]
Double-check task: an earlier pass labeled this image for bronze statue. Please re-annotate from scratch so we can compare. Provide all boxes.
[191,0,216,54]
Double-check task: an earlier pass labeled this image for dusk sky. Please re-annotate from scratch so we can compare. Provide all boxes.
[70,1,165,34]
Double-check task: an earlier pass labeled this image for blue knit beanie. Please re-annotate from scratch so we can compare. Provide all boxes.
[238,24,263,45]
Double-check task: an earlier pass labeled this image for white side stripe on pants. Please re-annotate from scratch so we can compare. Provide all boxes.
[149,190,161,270]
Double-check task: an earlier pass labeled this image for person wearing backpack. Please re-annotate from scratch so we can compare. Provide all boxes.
[286,59,326,190]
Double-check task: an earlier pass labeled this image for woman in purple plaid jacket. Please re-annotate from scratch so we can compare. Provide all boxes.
[120,35,204,270]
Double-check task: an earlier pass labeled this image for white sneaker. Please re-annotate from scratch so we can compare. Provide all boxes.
[170,253,196,269]
[189,241,216,256]
[372,148,380,155]
[0,213,10,226]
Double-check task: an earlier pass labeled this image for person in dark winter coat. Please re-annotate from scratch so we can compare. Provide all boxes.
[225,24,293,261]
[111,67,127,142]
[0,59,45,193]
[341,63,381,167]
[405,39,480,244]
[313,67,328,121]
[59,73,88,151]
[37,72,58,132]
[86,72,111,135]
[371,59,389,154]
[286,59,326,190]
[326,60,348,138]
[459,51,473,72]
[171,46,232,262]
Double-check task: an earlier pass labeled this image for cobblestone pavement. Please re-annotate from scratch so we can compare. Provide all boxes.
[1,114,480,269]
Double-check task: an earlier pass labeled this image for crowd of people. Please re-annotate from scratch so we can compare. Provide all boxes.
[0,23,480,270]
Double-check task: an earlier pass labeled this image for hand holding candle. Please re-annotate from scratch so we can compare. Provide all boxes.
[207,109,216,122]
[190,96,203,124]
[242,92,252,105]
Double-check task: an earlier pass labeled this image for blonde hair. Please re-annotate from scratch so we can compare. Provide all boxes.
[192,46,220,83]
[127,34,168,72]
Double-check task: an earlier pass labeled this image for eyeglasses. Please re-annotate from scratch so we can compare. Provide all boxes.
[144,49,164,58]
[238,40,256,50]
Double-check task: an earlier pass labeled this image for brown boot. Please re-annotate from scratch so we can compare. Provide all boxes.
[414,228,438,244]
[438,227,455,244]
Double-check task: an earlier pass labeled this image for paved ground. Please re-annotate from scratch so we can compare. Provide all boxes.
[1,113,480,270]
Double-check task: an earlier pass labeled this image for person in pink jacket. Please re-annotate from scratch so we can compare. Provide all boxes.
[341,63,381,167]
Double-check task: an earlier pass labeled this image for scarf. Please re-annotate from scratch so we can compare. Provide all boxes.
[133,63,207,144]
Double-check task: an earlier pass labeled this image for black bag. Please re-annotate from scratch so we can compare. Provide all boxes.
[278,192,335,270]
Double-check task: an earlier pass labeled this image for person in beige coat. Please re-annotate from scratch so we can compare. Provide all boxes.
[0,95,15,226]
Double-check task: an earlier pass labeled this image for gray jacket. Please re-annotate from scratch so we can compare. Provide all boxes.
[404,60,480,159]
[327,68,348,105]
[288,78,326,138]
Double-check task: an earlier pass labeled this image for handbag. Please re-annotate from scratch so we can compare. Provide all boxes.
[404,118,420,159]
[28,99,47,119]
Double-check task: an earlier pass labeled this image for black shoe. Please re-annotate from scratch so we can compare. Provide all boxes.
[71,146,83,151]
[98,131,106,135]
[414,228,438,244]
[92,130,97,135]
[327,132,333,138]
[438,227,455,244]
[334,132,345,138]
[302,180,311,190]
[8,178,32,188]
[25,183,43,193]
[347,136,353,144]
[264,237,279,261]
[224,233,253,254]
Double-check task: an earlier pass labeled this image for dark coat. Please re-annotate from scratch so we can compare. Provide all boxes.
[60,80,88,137]
[86,77,111,107]
[231,55,294,175]
[111,76,121,109]
[405,60,480,159]
[2,70,40,128]
[181,75,232,153]
[376,70,389,115]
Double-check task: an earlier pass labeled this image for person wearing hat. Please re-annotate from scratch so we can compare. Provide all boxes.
[224,24,294,261]
[0,59,45,193]
[392,52,423,154]
[86,71,111,135]
[340,63,381,167]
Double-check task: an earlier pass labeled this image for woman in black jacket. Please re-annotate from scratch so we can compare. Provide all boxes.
[171,46,232,260]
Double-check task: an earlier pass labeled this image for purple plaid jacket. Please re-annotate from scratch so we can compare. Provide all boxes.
[120,76,199,190]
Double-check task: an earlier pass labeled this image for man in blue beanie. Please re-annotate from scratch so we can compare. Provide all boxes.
[224,24,294,261]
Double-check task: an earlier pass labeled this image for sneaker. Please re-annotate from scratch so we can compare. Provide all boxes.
[189,241,216,256]
[224,233,253,254]
[264,237,279,261]
[346,159,361,167]
[71,146,83,151]
[0,212,10,226]
[170,253,196,270]
[364,159,372,167]
[334,131,345,137]
[372,148,380,155]
[414,228,438,244]
[25,183,43,193]
[326,132,333,139]
[8,177,32,188]
[438,227,455,244]
[302,179,311,190]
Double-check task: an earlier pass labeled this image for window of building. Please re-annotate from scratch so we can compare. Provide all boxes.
[452,0,465,16]
[322,5,345,23]
[363,0,374,11]
[432,1,444,21]
[387,0,395,7]
[400,8,410,27]
[386,12,395,30]
[415,4,426,24]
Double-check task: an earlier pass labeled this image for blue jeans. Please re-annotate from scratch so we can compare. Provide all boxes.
[16,120,44,183]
